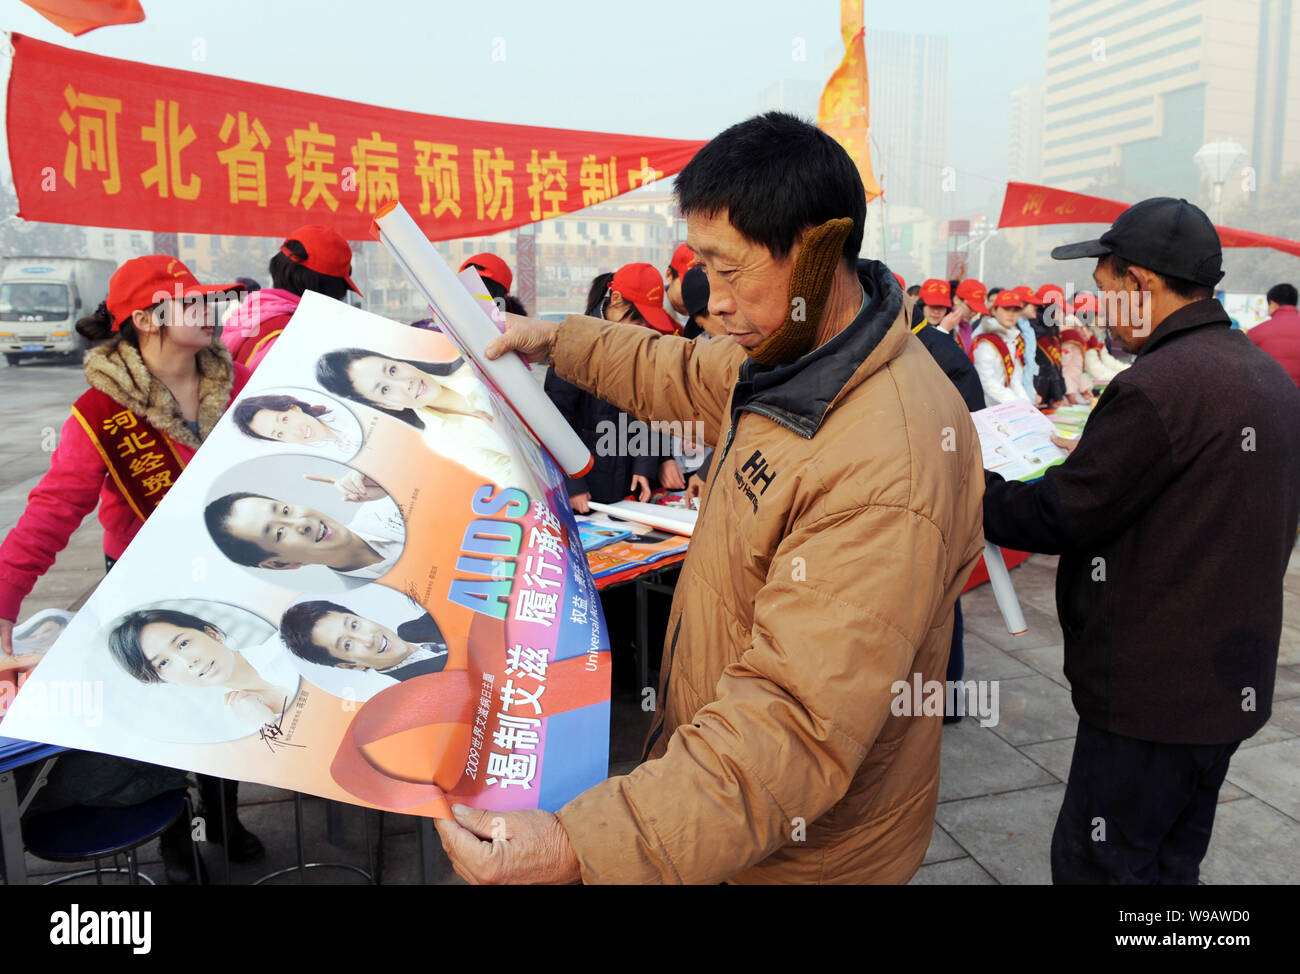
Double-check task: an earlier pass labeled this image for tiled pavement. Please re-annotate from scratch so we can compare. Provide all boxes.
[14,546,1300,885]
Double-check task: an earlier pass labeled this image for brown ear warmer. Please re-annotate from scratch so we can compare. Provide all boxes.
[744,217,855,366]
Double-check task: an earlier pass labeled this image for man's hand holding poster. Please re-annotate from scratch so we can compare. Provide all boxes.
[2,293,612,819]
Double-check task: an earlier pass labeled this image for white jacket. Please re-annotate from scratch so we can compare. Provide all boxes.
[971,319,1032,408]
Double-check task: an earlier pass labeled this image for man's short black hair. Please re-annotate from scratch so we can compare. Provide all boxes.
[1102,253,1213,301]
[1266,282,1298,307]
[205,491,274,567]
[280,600,350,667]
[674,112,866,261]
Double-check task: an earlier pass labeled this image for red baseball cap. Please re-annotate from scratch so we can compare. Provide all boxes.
[106,255,245,329]
[282,225,361,295]
[991,289,1026,310]
[955,278,989,315]
[1035,283,1065,306]
[892,272,906,291]
[611,262,679,335]
[1013,286,1036,305]
[1072,292,1099,313]
[460,253,513,292]
[667,243,696,280]
[919,278,952,308]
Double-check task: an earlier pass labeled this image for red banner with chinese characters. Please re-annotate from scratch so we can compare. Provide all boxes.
[998,181,1300,259]
[7,33,705,241]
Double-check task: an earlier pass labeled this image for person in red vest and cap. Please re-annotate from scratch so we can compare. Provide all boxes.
[223,225,361,371]
[971,289,1032,407]
[1027,283,1068,407]
[1,254,261,883]
[664,243,697,319]
[1249,283,1300,385]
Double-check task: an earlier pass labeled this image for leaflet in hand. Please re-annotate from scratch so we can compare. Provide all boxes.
[1,295,612,819]
[973,399,1068,482]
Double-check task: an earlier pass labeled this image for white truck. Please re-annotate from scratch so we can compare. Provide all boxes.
[0,257,115,365]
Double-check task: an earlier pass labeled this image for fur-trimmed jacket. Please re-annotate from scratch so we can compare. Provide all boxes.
[0,340,249,620]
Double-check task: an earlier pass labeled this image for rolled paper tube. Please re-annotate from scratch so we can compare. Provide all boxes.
[983,541,1028,635]
[373,202,594,479]
[586,500,696,537]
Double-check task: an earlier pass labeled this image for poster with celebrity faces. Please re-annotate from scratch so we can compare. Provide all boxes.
[3,292,613,819]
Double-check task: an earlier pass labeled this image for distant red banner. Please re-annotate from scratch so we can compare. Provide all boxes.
[998,182,1300,260]
[6,33,704,241]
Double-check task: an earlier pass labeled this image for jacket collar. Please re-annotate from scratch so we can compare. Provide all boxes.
[730,259,904,438]
[1137,297,1231,359]
[83,338,236,449]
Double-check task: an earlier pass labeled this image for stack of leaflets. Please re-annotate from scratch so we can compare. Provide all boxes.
[974,399,1070,482]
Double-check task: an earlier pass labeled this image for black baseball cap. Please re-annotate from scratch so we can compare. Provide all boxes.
[1050,197,1224,287]
[682,264,710,318]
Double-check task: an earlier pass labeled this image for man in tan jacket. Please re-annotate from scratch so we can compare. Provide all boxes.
[436,112,985,884]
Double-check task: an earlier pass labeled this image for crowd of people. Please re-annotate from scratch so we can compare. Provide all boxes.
[2,110,1299,886]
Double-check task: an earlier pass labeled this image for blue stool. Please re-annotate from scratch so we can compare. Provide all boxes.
[23,789,198,885]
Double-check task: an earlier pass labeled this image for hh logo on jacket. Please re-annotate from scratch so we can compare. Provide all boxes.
[733,449,777,513]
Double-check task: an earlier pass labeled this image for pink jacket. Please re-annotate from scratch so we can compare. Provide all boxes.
[0,340,248,621]
[221,288,301,371]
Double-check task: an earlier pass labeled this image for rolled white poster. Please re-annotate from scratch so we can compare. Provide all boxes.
[983,541,1028,635]
[587,500,697,537]
[372,201,593,479]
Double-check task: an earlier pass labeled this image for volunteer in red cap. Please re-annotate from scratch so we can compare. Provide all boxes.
[665,243,697,318]
[461,252,513,302]
[1025,284,1068,407]
[0,254,257,882]
[971,288,1033,408]
[945,278,987,354]
[609,262,682,336]
[223,224,361,372]
[917,278,953,329]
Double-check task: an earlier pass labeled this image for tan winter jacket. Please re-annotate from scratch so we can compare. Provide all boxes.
[553,259,985,883]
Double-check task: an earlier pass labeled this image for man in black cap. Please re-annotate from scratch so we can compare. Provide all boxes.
[983,197,1300,884]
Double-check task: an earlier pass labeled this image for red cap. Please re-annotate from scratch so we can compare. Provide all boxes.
[955,278,989,315]
[1013,286,1036,305]
[667,243,696,280]
[919,278,952,308]
[460,253,513,292]
[611,262,679,335]
[1035,283,1065,306]
[892,272,906,291]
[282,225,361,295]
[1072,292,1098,313]
[991,289,1026,310]
[106,255,245,330]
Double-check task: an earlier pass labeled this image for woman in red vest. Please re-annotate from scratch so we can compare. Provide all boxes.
[0,255,258,882]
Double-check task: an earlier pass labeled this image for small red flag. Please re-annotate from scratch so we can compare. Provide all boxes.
[19,0,145,37]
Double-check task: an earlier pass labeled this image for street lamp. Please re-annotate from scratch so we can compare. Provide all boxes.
[1193,141,1248,225]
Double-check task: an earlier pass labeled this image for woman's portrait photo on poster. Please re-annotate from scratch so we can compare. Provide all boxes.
[229,386,363,462]
[100,598,299,743]
[202,454,406,592]
[314,346,544,496]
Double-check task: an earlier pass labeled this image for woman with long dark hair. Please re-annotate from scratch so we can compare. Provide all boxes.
[315,347,539,493]
[109,607,297,728]
[0,255,261,882]
[232,392,359,456]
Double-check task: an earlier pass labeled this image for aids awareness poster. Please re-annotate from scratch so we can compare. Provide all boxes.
[2,292,612,819]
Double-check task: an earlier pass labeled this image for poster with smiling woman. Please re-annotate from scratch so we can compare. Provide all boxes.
[3,293,612,819]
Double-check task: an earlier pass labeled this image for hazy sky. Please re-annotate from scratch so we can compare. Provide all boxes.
[1,0,1048,213]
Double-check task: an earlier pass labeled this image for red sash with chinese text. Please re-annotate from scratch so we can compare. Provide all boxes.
[1037,335,1063,369]
[70,390,187,524]
[972,333,1023,386]
[1059,328,1089,353]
